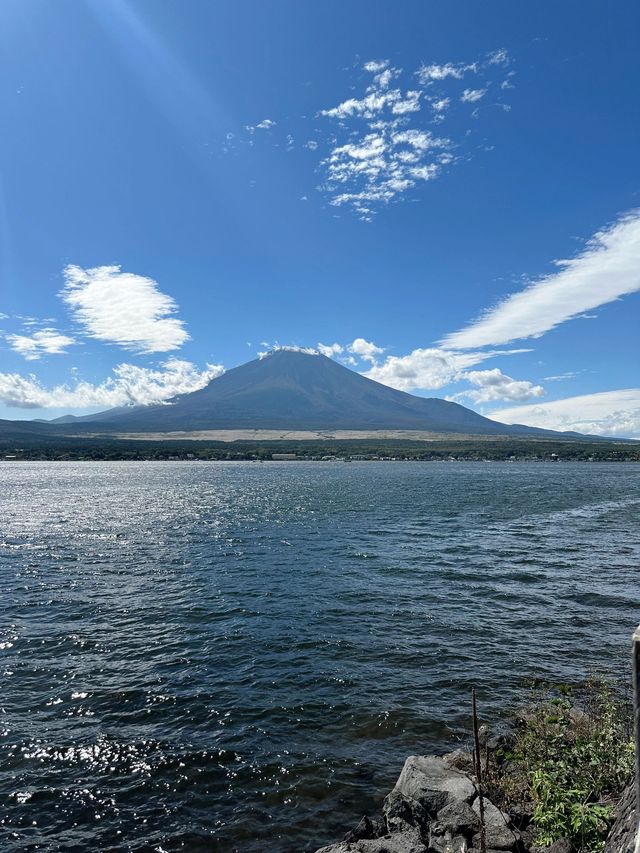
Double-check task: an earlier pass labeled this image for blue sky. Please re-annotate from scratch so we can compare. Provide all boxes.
[1,0,639,436]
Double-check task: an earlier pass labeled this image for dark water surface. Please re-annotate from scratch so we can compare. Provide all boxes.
[1,461,639,852]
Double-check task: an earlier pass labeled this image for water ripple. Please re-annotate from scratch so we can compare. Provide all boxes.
[1,461,639,852]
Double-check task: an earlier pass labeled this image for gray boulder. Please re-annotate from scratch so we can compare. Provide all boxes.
[315,827,427,852]
[383,788,429,833]
[442,749,475,774]
[427,826,467,853]
[435,800,480,835]
[468,849,510,853]
[471,796,519,850]
[388,756,476,818]
[344,815,386,842]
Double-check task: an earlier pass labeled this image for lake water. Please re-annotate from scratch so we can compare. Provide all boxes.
[1,461,639,852]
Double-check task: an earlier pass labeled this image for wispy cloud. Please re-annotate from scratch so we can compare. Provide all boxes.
[6,329,75,360]
[442,210,640,349]
[416,62,473,83]
[0,358,223,410]
[316,51,512,219]
[543,371,580,382]
[61,265,189,353]
[490,389,640,438]
[461,88,487,103]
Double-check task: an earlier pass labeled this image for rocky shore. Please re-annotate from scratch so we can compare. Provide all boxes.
[313,725,635,853]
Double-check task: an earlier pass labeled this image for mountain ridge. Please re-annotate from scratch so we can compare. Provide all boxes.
[21,349,579,438]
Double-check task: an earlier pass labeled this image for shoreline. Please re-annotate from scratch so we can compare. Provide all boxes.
[312,687,634,853]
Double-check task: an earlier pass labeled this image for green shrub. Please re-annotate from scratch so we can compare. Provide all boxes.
[492,679,634,852]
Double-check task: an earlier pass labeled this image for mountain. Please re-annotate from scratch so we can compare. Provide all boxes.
[50,349,562,437]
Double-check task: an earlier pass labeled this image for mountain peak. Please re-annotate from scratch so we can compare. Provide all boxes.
[63,350,554,437]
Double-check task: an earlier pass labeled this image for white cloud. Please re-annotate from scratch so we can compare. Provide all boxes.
[0,359,223,410]
[257,344,318,359]
[61,265,189,353]
[490,389,640,438]
[321,127,447,218]
[430,97,450,113]
[363,60,389,73]
[372,68,399,90]
[7,329,74,360]
[487,49,510,66]
[543,371,579,382]
[416,62,470,83]
[461,88,487,103]
[454,368,544,403]
[362,346,527,392]
[320,89,420,120]
[348,337,385,363]
[442,211,640,349]
[255,119,276,129]
[317,342,344,357]
[318,51,512,219]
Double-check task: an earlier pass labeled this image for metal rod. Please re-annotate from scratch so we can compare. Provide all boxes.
[472,687,487,853]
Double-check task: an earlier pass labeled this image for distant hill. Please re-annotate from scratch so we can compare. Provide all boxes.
[23,349,573,438]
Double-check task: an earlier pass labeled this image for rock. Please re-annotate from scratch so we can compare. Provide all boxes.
[427,826,467,852]
[389,756,476,818]
[467,847,504,853]
[344,815,387,842]
[468,849,509,853]
[435,800,480,835]
[508,801,533,830]
[486,731,513,753]
[472,828,518,851]
[471,796,510,827]
[568,706,587,726]
[442,749,474,774]
[315,828,428,852]
[359,829,427,853]
[518,824,537,851]
[383,788,429,833]
[514,707,536,726]
[479,722,515,755]
[471,796,519,850]
[530,840,573,853]
[604,783,635,853]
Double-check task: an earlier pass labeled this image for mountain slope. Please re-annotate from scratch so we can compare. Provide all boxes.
[60,349,559,436]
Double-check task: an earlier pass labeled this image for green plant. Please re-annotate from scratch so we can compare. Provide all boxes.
[492,679,633,852]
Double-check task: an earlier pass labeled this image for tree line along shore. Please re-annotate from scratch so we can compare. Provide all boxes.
[0,436,638,463]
